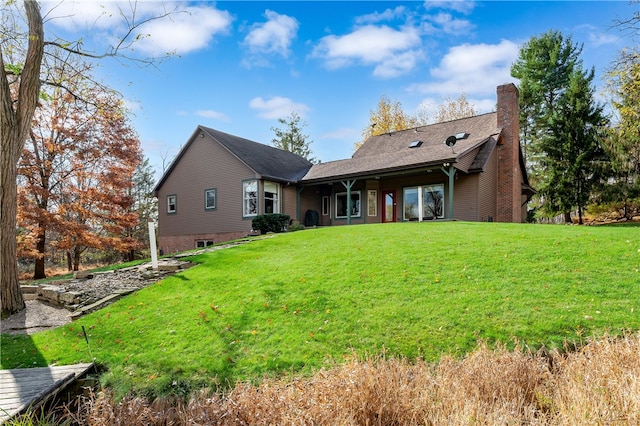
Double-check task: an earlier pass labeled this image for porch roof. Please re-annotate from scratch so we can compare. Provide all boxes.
[301,112,502,184]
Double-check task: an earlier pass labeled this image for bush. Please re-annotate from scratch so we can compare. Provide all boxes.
[252,214,290,234]
[288,221,305,232]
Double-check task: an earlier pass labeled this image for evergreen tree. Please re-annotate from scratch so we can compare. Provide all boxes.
[271,111,316,163]
[511,30,607,222]
[537,68,608,223]
[511,30,582,169]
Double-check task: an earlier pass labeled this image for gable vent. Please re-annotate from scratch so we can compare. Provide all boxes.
[409,140,423,148]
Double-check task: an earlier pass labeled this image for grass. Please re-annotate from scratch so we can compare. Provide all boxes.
[2,221,639,399]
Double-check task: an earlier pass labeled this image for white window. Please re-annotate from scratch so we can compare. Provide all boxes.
[243,180,258,217]
[264,181,280,214]
[322,196,330,216]
[167,194,177,214]
[205,188,216,210]
[403,185,444,221]
[335,191,361,218]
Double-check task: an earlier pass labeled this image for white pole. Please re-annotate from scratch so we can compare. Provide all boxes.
[148,220,158,270]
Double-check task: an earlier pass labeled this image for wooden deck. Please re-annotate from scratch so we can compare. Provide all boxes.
[0,363,93,424]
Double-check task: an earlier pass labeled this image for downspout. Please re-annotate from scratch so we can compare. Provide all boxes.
[441,164,455,220]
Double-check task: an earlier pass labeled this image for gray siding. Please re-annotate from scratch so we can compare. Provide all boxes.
[157,134,256,249]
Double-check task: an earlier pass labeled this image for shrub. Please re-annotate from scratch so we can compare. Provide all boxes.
[288,221,305,232]
[251,214,290,234]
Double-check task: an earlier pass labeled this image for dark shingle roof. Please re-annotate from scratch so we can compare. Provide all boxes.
[201,127,312,181]
[302,112,501,183]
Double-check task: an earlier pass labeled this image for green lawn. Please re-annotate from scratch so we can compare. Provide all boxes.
[2,222,639,398]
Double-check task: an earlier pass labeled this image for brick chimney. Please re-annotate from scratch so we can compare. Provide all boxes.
[495,83,522,223]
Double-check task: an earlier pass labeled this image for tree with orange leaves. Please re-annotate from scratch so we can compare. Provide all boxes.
[18,56,141,277]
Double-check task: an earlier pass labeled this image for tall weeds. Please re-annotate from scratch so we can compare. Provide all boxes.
[59,334,640,425]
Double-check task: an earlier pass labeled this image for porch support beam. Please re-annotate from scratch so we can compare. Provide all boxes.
[341,179,357,225]
[441,164,456,220]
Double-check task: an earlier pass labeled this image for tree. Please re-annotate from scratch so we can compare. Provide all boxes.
[537,68,608,224]
[510,31,604,222]
[511,30,582,169]
[1,1,44,315]
[357,95,421,150]
[271,111,316,163]
[600,9,640,219]
[428,93,477,124]
[126,157,158,261]
[18,58,142,276]
[1,1,173,315]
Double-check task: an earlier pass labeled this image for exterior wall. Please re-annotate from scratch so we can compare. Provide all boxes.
[453,173,480,221]
[160,231,248,255]
[496,83,522,223]
[156,134,257,253]
[477,147,498,222]
[282,185,299,221]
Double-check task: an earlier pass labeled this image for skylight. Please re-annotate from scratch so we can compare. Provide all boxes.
[455,132,469,140]
[409,140,423,148]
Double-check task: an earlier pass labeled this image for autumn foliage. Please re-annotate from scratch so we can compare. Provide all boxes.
[17,62,141,277]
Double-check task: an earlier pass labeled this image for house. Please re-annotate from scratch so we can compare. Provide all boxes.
[154,83,534,253]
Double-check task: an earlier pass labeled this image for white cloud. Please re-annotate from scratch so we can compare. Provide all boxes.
[249,96,310,120]
[409,40,519,97]
[423,12,475,35]
[243,10,298,57]
[312,25,423,77]
[589,31,619,48]
[42,2,232,56]
[354,6,407,25]
[196,110,230,122]
[423,1,476,14]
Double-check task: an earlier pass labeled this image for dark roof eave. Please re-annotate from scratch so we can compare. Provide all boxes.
[300,159,456,185]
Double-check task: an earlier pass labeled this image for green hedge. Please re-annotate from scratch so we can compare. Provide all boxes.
[252,214,291,234]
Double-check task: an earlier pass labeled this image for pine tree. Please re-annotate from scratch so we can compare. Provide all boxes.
[271,111,316,163]
[511,30,608,222]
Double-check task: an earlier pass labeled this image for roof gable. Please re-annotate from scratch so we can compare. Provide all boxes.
[154,126,312,194]
[200,127,312,181]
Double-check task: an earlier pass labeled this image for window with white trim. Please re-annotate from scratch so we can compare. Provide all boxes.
[322,196,330,216]
[243,180,258,217]
[205,188,216,210]
[167,194,177,214]
[264,181,280,214]
[335,191,361,218]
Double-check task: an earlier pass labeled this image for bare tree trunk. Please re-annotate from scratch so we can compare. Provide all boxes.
[1,1,44,316]
[34,225,46,279]
[66,251,72,271]
[73,246,81,271]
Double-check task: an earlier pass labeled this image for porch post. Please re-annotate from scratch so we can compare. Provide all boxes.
[441,164,455,219]
[341,179,356,225]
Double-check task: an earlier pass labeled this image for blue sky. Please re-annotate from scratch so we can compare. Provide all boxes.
[41,1,636,179]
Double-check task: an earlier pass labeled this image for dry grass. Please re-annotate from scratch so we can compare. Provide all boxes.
[53,333,640,426]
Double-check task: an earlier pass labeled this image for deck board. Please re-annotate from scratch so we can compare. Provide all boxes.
[0,363,93,424]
